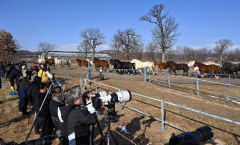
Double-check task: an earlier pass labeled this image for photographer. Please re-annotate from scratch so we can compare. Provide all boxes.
[49,87,68,145]
[36,83,54,138]
[8,65,20,91]
[58,90,97,145]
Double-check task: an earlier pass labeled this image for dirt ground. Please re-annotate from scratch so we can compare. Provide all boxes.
[0,64,240,145]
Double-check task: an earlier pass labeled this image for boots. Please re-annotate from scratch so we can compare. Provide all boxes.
[11,86,15,91]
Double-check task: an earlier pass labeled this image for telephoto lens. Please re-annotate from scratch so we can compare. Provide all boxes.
[169,126,213,145]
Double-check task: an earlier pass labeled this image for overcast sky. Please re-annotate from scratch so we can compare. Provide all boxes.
[1,0,239,52]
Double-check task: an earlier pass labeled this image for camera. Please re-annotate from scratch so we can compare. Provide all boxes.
[169,126,213,145]
[45,71,62,88]
[83,90,132,109]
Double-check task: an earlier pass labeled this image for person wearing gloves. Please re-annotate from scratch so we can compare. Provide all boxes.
[58,89,97,145]
[8,65,20,91]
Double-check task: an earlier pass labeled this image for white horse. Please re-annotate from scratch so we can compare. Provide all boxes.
[131,59,155,75]
[61,59,71,67]
[54,58,62,68]
[38,55,45,64]
[204,61,221,66]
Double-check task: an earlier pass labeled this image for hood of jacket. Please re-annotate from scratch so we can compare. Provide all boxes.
[58,104,79,123]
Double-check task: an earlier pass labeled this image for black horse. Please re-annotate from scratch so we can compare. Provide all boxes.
[220,61,239,78]
[110,59,136,75]
[165,61,189,76]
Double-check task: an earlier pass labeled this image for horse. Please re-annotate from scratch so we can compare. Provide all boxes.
[110,59,121,73]
[93,58,109,72]
[38,56,45,64]
[220,61,239,78]
[165,61,189,76]
[54,57,62,68]
[86,59,94,66]
[75,58,88,70]
[44,58,54,66]
[154,61,171,72]
[193,61,221,79]
[61,59,71,67]
[110,59,136,75]
[130,59,155,75]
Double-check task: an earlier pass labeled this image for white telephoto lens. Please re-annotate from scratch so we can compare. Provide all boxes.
[115,90,131,102]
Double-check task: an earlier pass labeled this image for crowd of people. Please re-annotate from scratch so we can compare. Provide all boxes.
[0,60,97,145]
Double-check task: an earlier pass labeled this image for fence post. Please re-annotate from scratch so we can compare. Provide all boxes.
[161,101,165,132]
[165,74,167,83]
[168,74,170,88]
[87,62,91,80]
[80,77,82,92]
[68,67,70,76]
[144,68,147,82]
[196,74,199,95]
[229,74,230,88]
[95,82,98,93]
[149,71,151,82]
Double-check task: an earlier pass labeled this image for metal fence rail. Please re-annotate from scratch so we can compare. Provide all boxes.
[80,78,240,132]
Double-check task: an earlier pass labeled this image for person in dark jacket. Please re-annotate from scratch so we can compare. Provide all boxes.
[49,87,68,145]
[36,83,53,138]
[0,62,5,78]
[8,65,20,91]
[58,87,97,145]
[27,67,33,81]
[30,76,42,135]
[5,62,13,80]
[18,77,31,115]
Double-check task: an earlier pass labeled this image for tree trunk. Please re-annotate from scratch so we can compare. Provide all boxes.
[92,40,96,62]
[162,50,165,62]
[220,54,223,61]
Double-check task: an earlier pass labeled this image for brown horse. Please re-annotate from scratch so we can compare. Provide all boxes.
[44,58,54,66]
[75,58,88,70]
[93,58,109,71]
[193,61,221,79]
[154,61,171,72]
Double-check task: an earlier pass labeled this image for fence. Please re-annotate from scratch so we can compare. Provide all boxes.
[80,77,240,144]
[52,64,240,104]
[147,71,240,104]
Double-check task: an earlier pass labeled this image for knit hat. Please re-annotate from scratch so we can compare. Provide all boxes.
[33,66,38,71]
[22,65,26,69]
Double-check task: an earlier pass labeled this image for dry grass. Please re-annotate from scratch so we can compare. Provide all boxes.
[0,66,240,145]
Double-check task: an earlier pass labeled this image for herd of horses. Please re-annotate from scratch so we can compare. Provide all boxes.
[38,56,240,79]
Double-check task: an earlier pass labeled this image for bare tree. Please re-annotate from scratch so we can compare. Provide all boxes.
[111,34,121,59]
[38,42,57,53]
[79,28,105,61]
[214,39,233,61]
[114,28,142,61]
[133,44,144,60]
[0,29,17,61]
[76,39,92,59]
[146,43,156,61]
[183,46,195,61]
[140,4,180,62]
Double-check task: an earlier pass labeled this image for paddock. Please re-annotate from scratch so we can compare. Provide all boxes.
[0,63,239,144]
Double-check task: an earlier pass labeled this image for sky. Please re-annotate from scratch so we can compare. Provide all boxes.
[0,0,239,52]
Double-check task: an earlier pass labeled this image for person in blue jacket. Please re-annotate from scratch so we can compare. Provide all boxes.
[18,77,31,115]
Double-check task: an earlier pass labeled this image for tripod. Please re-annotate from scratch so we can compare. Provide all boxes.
[97,102,118,145]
